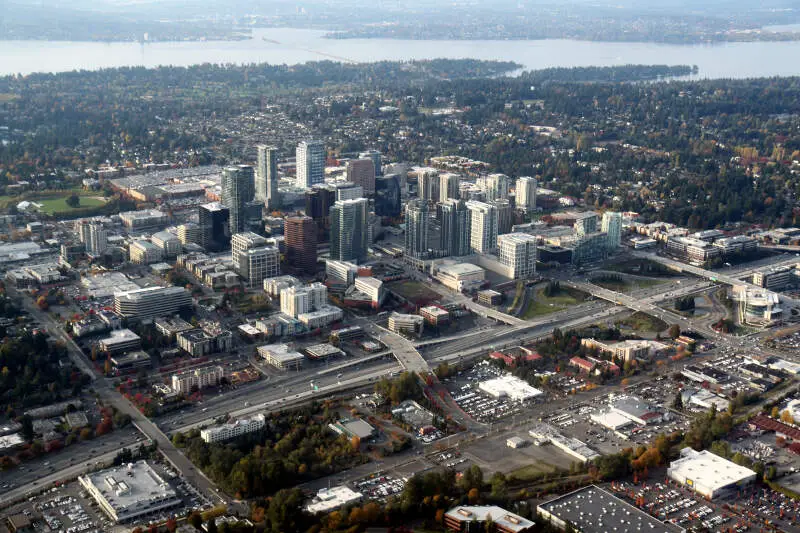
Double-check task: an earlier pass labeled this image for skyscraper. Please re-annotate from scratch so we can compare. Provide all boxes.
[466,200,498,254]
[484,173,510,202]
[574,212,599,237]
[439,173,460,203]
[346,159,376,195]
[492,199,514,235]
[415,168,440,202]
[305,185,337,242]
[330,198,369,262]
[359,150,382,176]
[374,174,401,217]
[284,216,317,274]
[602,211,623,250]
[404,200,430,258]
[76,219,107,256]
[231,232,280,289]
[256,145,280,209]
[517,176,537,212]
[440,199,470,257]
[198,202,231,252]
[221,165,255,235]
[296,140,326,189]
[335,183,364,202]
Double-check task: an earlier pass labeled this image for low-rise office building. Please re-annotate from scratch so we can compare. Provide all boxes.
[388,312,425,337]
[258,344,305,370]
[200,414,266,443]
[177,328,233,357]
[98,329,141,354]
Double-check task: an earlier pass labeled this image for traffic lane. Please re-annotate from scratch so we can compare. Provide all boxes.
[0,426,141,488]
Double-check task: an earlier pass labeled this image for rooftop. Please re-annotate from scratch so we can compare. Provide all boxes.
[668,448,757,493]
[437,262,485,276]
[305,486,363,514]
[478,375,543,402]
[101,329,141,346]
[446,505,534,532]
[539,485,683,533]
[80,461,179,516]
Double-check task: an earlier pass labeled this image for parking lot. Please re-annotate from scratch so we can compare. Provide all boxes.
[351,472,406,502]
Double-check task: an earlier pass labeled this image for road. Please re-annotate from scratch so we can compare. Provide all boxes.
[12,289,227,506]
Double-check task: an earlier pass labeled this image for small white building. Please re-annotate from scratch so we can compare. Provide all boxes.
[305,486,363,514]
[478,375,543,402]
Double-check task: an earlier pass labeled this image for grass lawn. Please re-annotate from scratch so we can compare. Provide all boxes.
[593,277,665,292]
[37,195,106,215]
[522,286,587,319]
[508,460,557,481]
[617,311,668,333]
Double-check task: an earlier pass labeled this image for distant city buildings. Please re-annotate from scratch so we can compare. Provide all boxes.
[374,174,401,217]
[440,199,470,257]
[414,167,440,202]
[359,149,382,176]
[296,140,326,189]
[439,172,460,203]
[483,173,509,202]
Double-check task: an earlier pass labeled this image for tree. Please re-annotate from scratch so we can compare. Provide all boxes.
[166,517,177,533]
[189,512,203,530]
[66,194,80,208]
[781,410,795,425]
[672,393,683,411]
[19,415,34,442]
[468,487,479,504]
[668,324,681,339]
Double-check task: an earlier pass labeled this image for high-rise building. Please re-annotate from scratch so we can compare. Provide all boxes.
[346,159,376,195]
[415,168,440,202]
[284,216,317,274]
[574,212,599,237]
[492,199,514,235]
[484,173,510,202]
[374,174,401,217]
[498,233,538,279]
[335,183,364,202]
[359,150,382,176]
[231,232,280,289]
[439,173,460,203]
[405,200,430,258]
[244,200,264,234]
[198,202,230,252]
[602,211,623,250]
[76,219,107,256]
[517,176,537,212]
[466,200,498,254]
[296,140,326,189]
[330,198,369,262]
[221,165,255,235]
[305,185,337,242]
[440,199,470,257]
[256,145,280,209]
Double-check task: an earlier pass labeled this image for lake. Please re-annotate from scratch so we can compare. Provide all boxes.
[2,27,800,78]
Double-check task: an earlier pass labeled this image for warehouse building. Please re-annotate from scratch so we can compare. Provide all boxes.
[538,485,683,533]
[79,461,181,523]
[667,447,757,500]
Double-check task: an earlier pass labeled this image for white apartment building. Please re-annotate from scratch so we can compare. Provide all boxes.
[466,200,498,254]
[354,276,385,305]
[200,414,266,443]
[280,283,328,318]
[325,259,359,285]
[171,365,224,394]
[498,233,538,279]
[483,173,509,202]
[439,173,460,202]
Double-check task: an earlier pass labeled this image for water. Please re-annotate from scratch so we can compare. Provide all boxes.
[2,27,800,78]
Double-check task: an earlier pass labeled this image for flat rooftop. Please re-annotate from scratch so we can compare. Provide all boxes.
[446,505,534,533]
[539,485,683,533]
[668,448,756,493]
[80,461,179,517]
